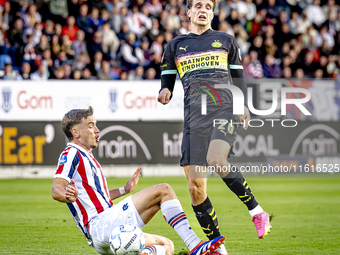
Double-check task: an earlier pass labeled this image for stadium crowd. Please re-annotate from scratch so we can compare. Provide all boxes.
[0,0,339,80]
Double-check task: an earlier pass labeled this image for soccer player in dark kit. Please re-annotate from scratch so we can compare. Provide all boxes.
[158,0,272,254]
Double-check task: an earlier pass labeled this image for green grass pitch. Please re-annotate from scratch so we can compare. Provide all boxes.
[1,176,340,254]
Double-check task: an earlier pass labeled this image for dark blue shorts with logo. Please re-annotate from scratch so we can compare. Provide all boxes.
[180,108,240,166]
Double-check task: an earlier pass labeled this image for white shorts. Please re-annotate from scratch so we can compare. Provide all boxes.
[89,196,146,255]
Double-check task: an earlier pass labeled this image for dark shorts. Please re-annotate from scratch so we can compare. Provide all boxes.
[180,114,240,166]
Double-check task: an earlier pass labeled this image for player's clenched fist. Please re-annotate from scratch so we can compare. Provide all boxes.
[65,179,78,202]
[157,88,171,105]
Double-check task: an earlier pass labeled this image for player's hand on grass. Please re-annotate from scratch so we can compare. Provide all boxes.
[239,106,251,130]
[124,166,142,194]
[158,88,171,105]
[65,179,78,203]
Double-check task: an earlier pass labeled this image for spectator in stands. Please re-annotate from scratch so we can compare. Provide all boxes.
[98,9,110,29]
[16,62,31,80]
[145,67,157,80]
[23,34,36,61]
[168,6,180,30]
[8,19,24,49]
[140,37,152,68]
[97,60,112,80]
[72,30,88,58]
[63,64,72,79]
[49,0,68,25]
[127,65,144,80]
[77,4,93,35]
[2,2,14,31]
[126,4,150,39]
[146,0,163,18]
[263,54,282,78]
[245,0,256,21]
[42,20,55,42]
[282,66,292,78]
[117,22,130,42]
[89,8,100,31]
[54,51,70,67]
[121,32,145,71]
[147,18,161,42]
[73,51,90,71]
[1,63,16,80]
[249,35,265,62]
[61,16,79,42]
[61,35,75,58]
[89,0,106,11]
[226,9,240,27]
[247,50,264,78]
[35,34,49,56]
[51,34,61,59]
[89,51,103,76]
[72,69,82,80]
[41,49,54,76]
[110,6,128,34]
[88,31,103,59]
[52,66,65,79]
[101,21,119,59]
[22,4,41,28]
[302,52,316,78]
[31,65,47,80]
[306,0,326,27]
[150,34,163,57]
[294,68,305,79]
[81,67,94,80]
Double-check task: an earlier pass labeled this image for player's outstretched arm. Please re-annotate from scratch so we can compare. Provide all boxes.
[52,178,78,203]
[109,166,142,200]
[158,88,172,105]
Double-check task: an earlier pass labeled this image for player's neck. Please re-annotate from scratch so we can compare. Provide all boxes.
[190,25,211,35]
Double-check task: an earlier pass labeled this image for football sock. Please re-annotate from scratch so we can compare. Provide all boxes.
[192,196,221,240]
[161,199,201,251]
[141,245,165,255]
[222,165,258,210]
[249,205,264,217]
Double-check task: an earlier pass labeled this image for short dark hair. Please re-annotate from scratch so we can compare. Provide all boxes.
[62,106,93,141]
[187,0,216,11]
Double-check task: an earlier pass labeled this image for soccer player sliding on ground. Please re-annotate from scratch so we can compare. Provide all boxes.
[158,0,272,254]
[52,107,224,255]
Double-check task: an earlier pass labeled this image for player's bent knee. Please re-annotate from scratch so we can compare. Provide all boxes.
[165,238,175,254]
[159,183,176,198]
[188,179,205,196]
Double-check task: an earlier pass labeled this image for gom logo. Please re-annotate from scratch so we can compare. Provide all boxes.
[18,91,53,109]
[124,91,157,109]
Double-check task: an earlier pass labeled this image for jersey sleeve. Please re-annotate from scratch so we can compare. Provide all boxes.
[228,37,248,106]
[54,147,79,183]
[228,37,244,70]
[160,41,177,97]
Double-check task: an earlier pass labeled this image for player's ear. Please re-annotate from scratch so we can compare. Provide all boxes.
[72,128,80,139]
[187,8,191,21]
